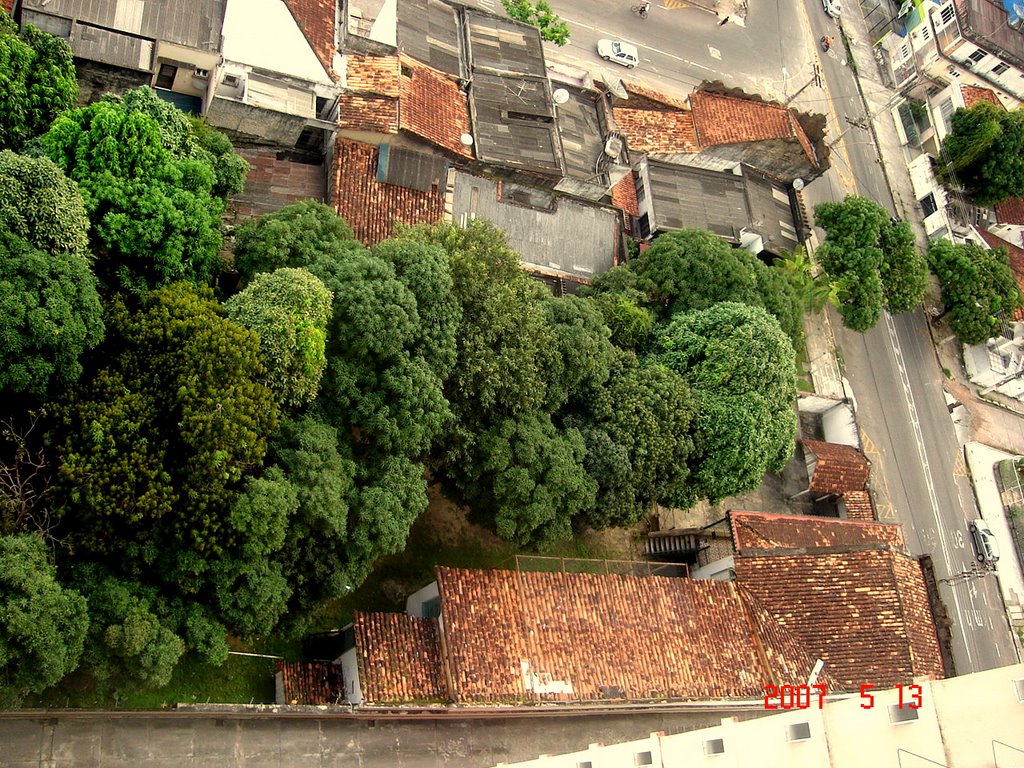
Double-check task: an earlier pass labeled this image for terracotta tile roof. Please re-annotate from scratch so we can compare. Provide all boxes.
[331,138,444,245]
[432,566,826,704]
[276,661,345,705]
[842,490,876,521]
[611,171,640,219]
[802,439,871,495]
[730,510,904,553]
[353,612,447,704]
[612,107,699,153]
[960,84,1003,110]
[283,0,338,80]
[689,91,817,167]
[978,229,1024,320]
[337,92,400,133]
[345,54,401,97]
[996,198,1024,225]
[398,55,472,158]
[1,0,11,13]
[735,550,944,691]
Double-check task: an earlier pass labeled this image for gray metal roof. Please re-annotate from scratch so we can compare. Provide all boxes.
[464,10,546,77]
[21,0,223,51]
[376,144,448,192]
[468,72,563,173]
[741,166,800,251]
[451,171,616,279]
[554,87,605,181]
[397,0,462,76]
[647,161,748,239]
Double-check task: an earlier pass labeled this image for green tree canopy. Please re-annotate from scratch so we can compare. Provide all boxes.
[0,151,104,398]
[592,229,803,347]
[35,90,234,294]
[0,534,88,706]
[939,101,1024,206]
[502,0,570,45]
[225,267,333,410]
[927,239,1023,344]
[51,283,278,562]
[651,302,797,503]
[571,352,695,528]
[814,196,926,330]
[0,12,77,151]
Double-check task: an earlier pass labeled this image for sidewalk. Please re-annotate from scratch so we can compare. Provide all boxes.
[964,443,1024,643]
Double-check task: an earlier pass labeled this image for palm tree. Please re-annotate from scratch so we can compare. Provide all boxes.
[774,246,839,313]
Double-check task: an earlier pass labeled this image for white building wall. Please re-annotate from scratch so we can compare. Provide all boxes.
[339,647,362,705]
[405,580,439,617]
[931,664,1024,766]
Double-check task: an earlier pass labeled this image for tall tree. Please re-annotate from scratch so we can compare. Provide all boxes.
[35,90,237,294]
[50,283,278,562]
[814,196,926,331]
[0,151,103,398]
[927,239,1023,345]
[225,267,333,410]
[0,12,77,151]
[0,533,88,706]
[939,101,1024,206]
[650,302,797,504]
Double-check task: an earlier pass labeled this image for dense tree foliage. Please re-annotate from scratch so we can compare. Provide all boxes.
[0,151,104,397]
[939,102,1024,206]
[590,228,804,348]
[50,284,278,561]
[571,353,695,528]
[502,0,570,45]
[0,534,88,706]
[35,88,244,294]
[225,267,333,410]
[814,196,926,331]
[651,303,797,504]
[0,12,77,151]
[927,239,1023,345]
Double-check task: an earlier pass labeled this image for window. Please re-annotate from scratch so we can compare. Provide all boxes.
[787,722,812,742]
[193,68,209,78]
[222,73,240,87]
[889,703,920,724]
[921,25,931,40]
[940,3,956,23]
[1014,678,1024,703]
[634,752,653,766]
[155,63,178,89]
[704,738,726,756]
[968,48,987,64]
[993,61,1010,75]
[939,97,955,131]
[920,192,938,217]
[900,43,911,60]
[577,763,593,768]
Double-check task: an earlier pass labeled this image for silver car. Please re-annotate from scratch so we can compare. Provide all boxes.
[968,518,1000,563]
[823,0,842,17]
[597,39,640,69]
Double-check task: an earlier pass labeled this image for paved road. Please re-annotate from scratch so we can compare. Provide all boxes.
[543,0,810,102]
[799,0,1017,671]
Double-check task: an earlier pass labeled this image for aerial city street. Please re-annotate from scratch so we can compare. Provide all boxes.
[1,0,1023,764]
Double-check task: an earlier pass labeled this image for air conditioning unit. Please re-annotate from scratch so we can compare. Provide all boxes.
[222,74,240,87]
[193,68,209,79]
[603,135,623,158]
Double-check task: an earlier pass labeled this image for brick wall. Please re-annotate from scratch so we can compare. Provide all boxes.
[227,147,327,224]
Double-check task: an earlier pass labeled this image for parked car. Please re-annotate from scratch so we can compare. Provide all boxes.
[823,0,842,17]
[597,39,640,69]
[968,518,1000,563]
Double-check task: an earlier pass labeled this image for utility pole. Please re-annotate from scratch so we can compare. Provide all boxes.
[785,63,822,105]
[826,92,903,150]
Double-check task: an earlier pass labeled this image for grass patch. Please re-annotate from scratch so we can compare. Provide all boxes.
[29,653,279,709]
[795,347,815,393]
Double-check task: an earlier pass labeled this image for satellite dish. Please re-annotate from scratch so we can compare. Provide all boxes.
[552,88,570,105]
[793,178,805,190]
[460,133,474,146]
[600,70,629,99]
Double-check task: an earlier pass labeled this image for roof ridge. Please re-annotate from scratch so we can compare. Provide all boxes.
[885,552,917,681]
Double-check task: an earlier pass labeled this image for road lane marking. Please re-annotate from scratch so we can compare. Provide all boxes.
[953,454,968,477]
[557,13,718,72]
[884,312,975,665]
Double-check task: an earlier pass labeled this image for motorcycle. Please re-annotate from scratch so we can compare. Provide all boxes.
[821,36,833,52]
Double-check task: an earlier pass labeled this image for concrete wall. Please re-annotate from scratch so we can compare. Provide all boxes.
[206,97,310,146]
[74,59,150,105]
[339,647,363,705]
[405,581,439,617]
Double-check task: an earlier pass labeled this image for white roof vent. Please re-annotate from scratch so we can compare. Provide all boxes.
[552,88,570,104]
[460,133,474,146]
